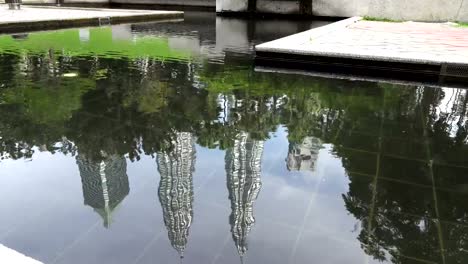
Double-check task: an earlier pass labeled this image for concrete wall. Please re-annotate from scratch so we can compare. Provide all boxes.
[20,0,214,7]
[312,0,468,22]
[256,0,300,14]
[17,0,468,22]
[21,0,108,4]
[111,0,214,7]
[68,0,108,3]
[217,0,468,22]
[216,0,247,12]
[217,0,301,13]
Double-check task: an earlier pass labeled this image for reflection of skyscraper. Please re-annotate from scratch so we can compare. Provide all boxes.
[77,154,129,228]
[226,132,264,260]
[157,132,196,258]
[286,137,322,172]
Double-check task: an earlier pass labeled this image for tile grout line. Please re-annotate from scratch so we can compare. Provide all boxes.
[418,86,446,264]
[0,193,64,242]
[349,170,468,196]
[50,220,101,264]
[365,89,386,264]
[131,229,165,264]
[398,253,439,264]
[210,231,232,264]
[286,167,326,264]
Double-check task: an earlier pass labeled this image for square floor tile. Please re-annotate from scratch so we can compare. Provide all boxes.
[304,173,374,241]
[334,148,377,175]
[382,117,425,139]
[379,156,432,186]
[436,189,468,226]
[253,177,315,229]
[440,221,468,264]
[382,136,428,161]
[365,211,443,264]
[216,219,298,264]
[431,142,468,168]
[337,132,380,153]
[375,177,436,218]
[182,201,231,263]
[290,229,368,264]
[341,116,382,137]
[433,165,468,191]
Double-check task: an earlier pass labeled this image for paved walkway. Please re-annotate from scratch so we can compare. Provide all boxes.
[256,17,468,65]
[0,5,182,31]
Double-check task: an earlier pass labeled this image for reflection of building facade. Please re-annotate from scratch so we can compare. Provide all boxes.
[76,154,129,228]
[226,132,264,259]
[286,137,322,172]
[157,132,196,257]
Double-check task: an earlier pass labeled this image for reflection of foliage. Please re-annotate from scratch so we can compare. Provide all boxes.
[3,78,94,124]
[0,27,190,60]
[123,81,170,114]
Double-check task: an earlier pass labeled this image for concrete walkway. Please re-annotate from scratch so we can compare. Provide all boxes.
[0,244,44,264]
[0,5,183,32]
[256,17,468,81]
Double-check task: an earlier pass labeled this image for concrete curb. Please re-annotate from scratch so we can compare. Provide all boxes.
[255,17,468,66]
[256,16,361,50]
[255,66,468,89]
[0,6,183,33]
[24,5,163,13]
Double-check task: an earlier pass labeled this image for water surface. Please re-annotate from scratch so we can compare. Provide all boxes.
[0,12,467,264]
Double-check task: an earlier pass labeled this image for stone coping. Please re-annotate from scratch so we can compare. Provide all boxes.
[0,5,183,33]
[255,66,468,90]
[255,17,468,66]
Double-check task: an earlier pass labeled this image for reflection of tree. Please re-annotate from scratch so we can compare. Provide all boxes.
[226,132,263,259]
[340,87,468,264]
[157,132,196,257]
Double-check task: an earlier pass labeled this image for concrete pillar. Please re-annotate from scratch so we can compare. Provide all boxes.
[216,0,249,12]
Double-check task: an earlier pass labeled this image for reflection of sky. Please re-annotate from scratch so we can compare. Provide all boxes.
[436,88,468,138]
[0,128,373,264]
[259,127,366,263]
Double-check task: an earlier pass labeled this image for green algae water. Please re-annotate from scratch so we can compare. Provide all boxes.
[0,12,467,264]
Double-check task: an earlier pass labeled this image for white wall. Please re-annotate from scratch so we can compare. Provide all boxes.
[18,0,468,22]
[256,0,300,14]
[216,0,247,12]
[111,0,215,7]
[313,0,468,22]
[21,0,109,3]
[20,0,214,6]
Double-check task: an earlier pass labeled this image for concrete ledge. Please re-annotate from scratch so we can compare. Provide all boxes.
[111,0,215,7]
[0,5,183,33]
[255,17,468,84]
[256,17,360,50]
[255,66,468,89]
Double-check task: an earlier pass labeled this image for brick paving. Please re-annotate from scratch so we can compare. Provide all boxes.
[256,17,468,65]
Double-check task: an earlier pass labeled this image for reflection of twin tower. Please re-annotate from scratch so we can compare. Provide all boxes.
[76,132,265,260]
[156,131,264,260]
[226,132,264,259]
[77,154,130,228]
[156,132,196,257]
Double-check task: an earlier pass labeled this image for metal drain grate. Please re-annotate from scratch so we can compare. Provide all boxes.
[440,63,468,78]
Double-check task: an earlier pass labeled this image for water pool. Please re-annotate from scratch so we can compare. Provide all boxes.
[0,12,467,264]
